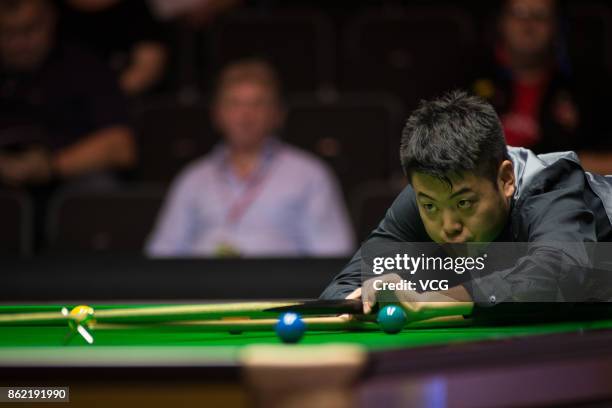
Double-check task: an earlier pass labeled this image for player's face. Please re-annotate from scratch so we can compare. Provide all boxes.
[0,1,55,71]
[500,0,556,58]
[411,161,515,244]
[214,82,284,150]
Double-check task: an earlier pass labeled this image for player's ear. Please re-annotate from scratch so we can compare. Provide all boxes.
[497,160,515,200]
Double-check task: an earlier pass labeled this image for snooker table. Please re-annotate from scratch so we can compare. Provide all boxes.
[2,303,612,407]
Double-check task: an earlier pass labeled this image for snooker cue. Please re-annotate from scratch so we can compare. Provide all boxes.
[5,301,607,329]
[87,315,472,332]
[0,299,476,328]
[0,300,366,325]
[0,301,303,325]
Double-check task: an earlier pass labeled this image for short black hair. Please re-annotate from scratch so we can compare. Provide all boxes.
[400,91,508,186]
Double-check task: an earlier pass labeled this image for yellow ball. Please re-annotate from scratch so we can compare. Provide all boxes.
[69,305,95,326]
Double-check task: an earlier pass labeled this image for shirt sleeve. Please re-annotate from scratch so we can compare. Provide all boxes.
[464,162,599,305]
[145,167,200,257]
[319,185,428,299]
[300,165,355,256]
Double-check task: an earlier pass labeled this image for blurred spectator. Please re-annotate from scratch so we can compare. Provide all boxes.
[59,0,168,96]
[471,0,612,173]
[0,0,135,186]
[0,0,136,248]
[147,59,354,257]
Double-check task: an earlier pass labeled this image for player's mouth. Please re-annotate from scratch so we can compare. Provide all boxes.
[443,238,469,244]
[445,239,477,246]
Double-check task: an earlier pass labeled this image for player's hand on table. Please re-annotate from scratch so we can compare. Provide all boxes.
[347,273,473,322]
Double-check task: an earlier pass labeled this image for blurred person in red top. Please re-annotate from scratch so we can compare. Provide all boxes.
[471,0,612,174]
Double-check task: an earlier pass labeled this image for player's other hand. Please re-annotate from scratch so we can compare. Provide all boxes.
[342,287,376,322]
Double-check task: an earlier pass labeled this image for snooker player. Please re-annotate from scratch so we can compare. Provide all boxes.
[321,90,612,314]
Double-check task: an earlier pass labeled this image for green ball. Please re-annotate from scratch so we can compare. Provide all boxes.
[377,305,407,334]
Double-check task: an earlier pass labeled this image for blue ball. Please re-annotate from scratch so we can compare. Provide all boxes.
[275,312,306,343]
[377,305,407,334]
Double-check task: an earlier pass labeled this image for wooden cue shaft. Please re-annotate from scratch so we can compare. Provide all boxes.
[0,301,304,325]
[90,315,470,332]
[93,316,375,331]
[0,311,62,324]
[95,302,300,320]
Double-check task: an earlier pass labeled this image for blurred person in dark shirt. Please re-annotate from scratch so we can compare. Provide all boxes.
[471,0,612,174]
[0,0,136,250]
[0,0,136,187]
[59,0,167,96]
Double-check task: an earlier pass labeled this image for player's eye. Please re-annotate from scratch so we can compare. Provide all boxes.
[422,203,437,213]
[457,200,473,209]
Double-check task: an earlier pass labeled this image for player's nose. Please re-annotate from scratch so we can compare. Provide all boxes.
[442,212,463,240]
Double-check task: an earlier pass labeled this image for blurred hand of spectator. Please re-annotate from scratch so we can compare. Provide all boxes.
[0,147,53,186]
[52,125,135,179]
[0,126,135,187]
[119,41,167,96]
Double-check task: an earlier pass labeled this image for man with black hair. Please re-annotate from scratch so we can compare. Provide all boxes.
[321,91,612,311]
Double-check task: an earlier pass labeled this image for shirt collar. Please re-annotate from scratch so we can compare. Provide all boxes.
[212,136,281,176]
